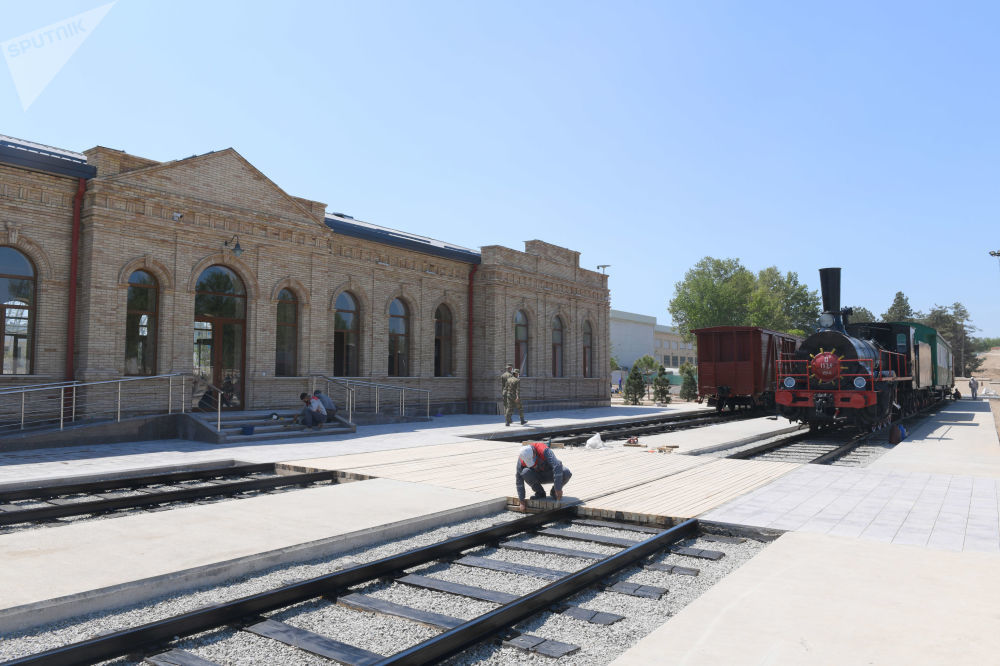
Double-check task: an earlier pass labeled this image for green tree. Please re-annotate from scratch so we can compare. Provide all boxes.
[633,354,659,374]
[748,267,821,332]
[882,292,921,322]
[679,362,698,401]
[668,257,755,340]
[845,306,876,323]
[653,366,672,403]
[622,365,645,406]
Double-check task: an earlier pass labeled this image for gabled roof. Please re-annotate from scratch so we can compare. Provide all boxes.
[0,134,95,179]
[325,214,481,264]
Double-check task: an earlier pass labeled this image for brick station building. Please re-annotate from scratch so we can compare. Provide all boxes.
[0,135,610,415]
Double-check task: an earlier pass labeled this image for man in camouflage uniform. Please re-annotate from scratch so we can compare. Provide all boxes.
[505,368,526,426]
[500,362,513,415]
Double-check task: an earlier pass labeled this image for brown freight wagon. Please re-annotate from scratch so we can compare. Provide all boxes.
[693,326,802,411]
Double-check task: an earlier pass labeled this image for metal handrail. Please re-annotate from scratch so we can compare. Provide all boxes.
[317,376,430,419]
[0,380,79,395]
[0,373,190,436]
[190,376,225,431]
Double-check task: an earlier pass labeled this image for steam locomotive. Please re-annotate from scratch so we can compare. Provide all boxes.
[775,268,954,429]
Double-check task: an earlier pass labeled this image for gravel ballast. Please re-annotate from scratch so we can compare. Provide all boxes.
[1,512,768,665]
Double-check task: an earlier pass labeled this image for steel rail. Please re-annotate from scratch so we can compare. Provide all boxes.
[0,471,337,526]
[3,506,576,666]
[492,410,757,444]
[725,429,818,460]
[381,518,699,665]
[0,463,275,502]
[809,432,870,465]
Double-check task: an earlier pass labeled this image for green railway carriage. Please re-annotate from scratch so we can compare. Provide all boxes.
[901,321,954,390]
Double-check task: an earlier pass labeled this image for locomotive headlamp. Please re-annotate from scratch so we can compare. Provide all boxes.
[783,376,796,388]
[818,313,835,328]
[853,376,867,389]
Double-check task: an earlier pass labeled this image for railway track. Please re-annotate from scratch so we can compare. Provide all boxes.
[3,504,760,666]
[488,409,760,446]
[0,463,336,529]
[724,396,951,466]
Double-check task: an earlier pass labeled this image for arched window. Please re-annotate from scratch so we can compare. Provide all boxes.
[194,265,246,408]
[434,304,453,377]
[388,298,409,376]
[334,292,359,376]
[275,289,297,377]
[0,247,35,375]
[582,320,593,378]
[514,310,529,376]
[125,270,157,375]
[551,316,564,377]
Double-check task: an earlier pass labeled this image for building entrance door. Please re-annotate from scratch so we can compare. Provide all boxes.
[193,318,244,409]
[193,265,248,410]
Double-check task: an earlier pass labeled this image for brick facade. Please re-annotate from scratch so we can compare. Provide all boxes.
[0,139,610,414]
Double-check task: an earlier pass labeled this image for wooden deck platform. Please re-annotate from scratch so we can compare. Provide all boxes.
[281,440,799,524]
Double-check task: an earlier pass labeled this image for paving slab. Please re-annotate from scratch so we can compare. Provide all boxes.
[866,400,1000,476]
[613,531,1000,666]
[0,478,502,634]
[704,401,1000,553]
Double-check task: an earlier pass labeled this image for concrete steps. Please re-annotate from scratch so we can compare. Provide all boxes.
[189,409,355,443]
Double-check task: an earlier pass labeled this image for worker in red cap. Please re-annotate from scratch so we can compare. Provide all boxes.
[516,440,571,511]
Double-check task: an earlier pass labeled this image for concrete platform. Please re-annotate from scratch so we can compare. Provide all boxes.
[284,440,798,522]
[867,400,1000,476]
[628,414,798,454]
[613,531,1000,665]
[0,478,502,634]
[704,401,1000,552]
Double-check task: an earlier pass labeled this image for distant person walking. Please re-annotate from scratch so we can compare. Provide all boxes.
[969,377,979,399]
[500,362,513,413]
[505,368,526,426]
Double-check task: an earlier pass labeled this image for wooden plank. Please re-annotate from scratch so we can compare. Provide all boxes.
[244,618,383,666]
[397,574,517,604]
[644,563,700,576]
[538,528,639,548]
[503,634,580,658]
[670,546,725,561]
[337,593,462,630]
[572,518,663,534]
[145,649,222,666]
[607,581,667,599]
[455,555,569,580]
[500,540,607,560]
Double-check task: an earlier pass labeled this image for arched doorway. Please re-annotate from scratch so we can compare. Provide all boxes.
[193,265,246,408]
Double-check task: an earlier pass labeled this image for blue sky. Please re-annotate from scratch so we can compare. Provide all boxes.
[3,1,998,335]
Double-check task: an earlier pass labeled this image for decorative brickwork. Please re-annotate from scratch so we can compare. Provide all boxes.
[0,141,610,413]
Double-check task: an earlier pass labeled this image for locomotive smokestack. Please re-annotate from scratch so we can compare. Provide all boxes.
[819,267,841,314]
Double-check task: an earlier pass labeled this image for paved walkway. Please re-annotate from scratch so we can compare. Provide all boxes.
[703,399,1000,552]
[0,403,706,487]
[613,530,1000,666]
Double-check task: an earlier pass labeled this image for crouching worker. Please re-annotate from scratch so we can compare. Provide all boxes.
[299,392,327,430]
[313,389,337,418]
[516,441,572,511]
